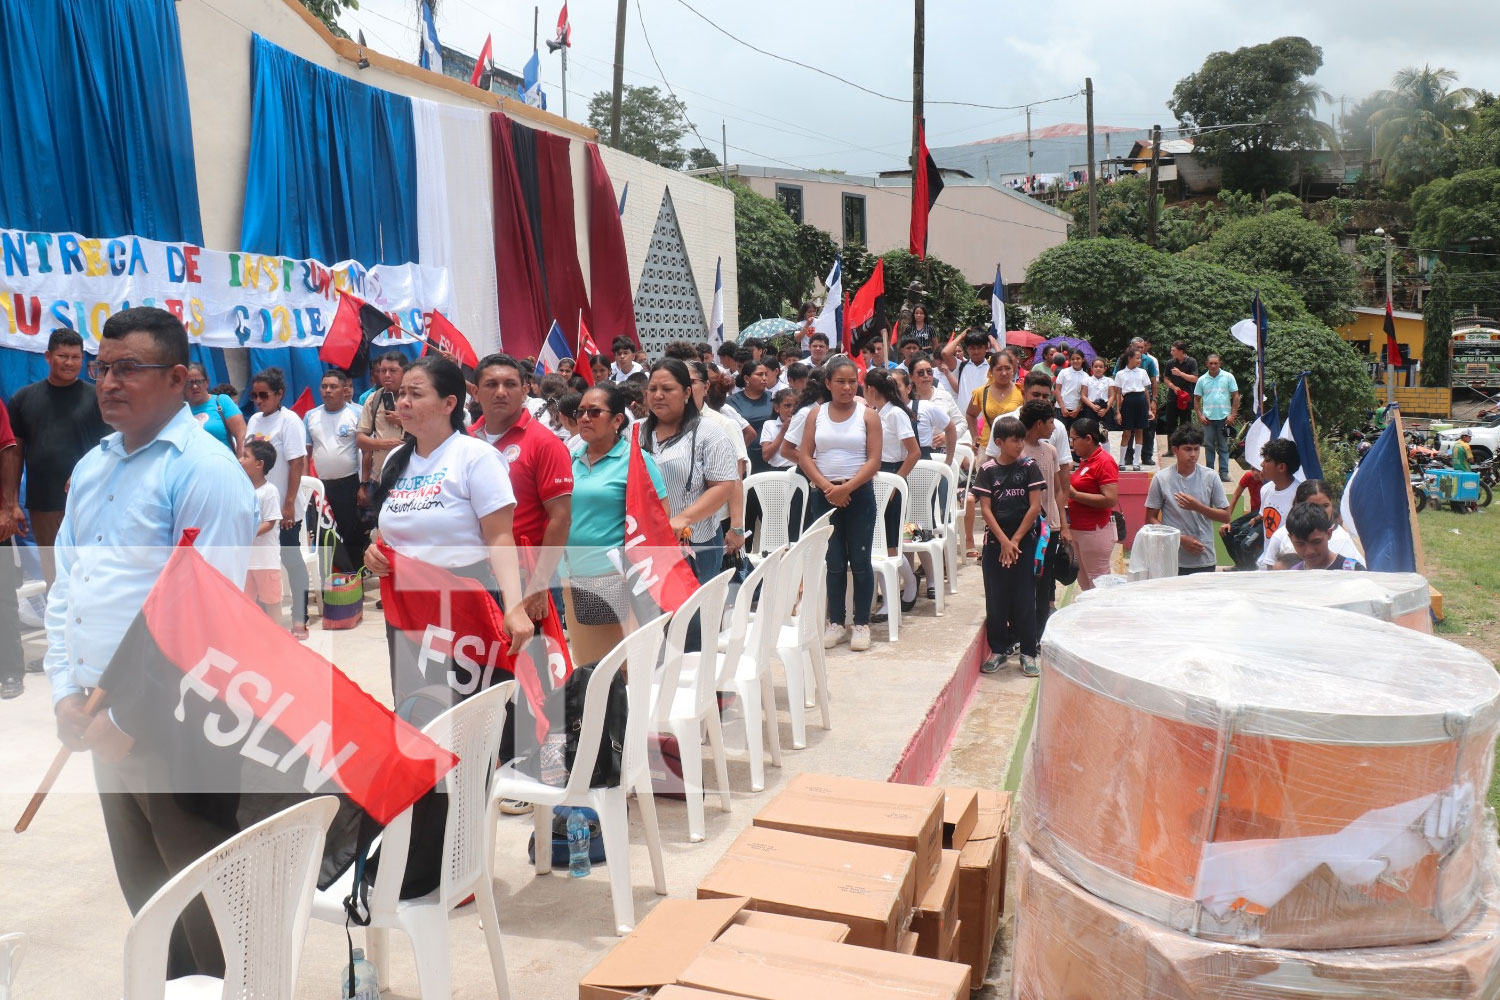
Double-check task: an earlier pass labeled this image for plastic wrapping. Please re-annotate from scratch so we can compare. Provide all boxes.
[1073,570,1434,633]
[1022,591,1500,948]
[1128,524,1180,580]
[1013,842,1500,999]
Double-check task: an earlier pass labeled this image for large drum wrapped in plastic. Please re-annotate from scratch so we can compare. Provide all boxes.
[1072,571,1434,633]
[1022,591,1500,948]
[1127,524,1180,580]
[1014,843,1500,999]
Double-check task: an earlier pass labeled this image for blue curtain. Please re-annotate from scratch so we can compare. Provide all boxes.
[240,35,420,404]
[0,0,217,398]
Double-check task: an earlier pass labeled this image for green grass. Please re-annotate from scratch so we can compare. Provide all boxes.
[1418,509,1500,816]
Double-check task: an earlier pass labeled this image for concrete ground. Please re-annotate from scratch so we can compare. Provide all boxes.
[0,557,1021,999]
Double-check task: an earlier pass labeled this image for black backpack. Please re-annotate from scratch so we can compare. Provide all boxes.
[501,662,629,789]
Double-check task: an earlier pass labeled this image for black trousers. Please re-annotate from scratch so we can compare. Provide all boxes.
[1162,400,1194,441]
[981,534,1039,658]
[322,474,368,572]
[94,754,233,979]
[278,524,309,626]
[0,540,22,684]
[1035,531,1059,638]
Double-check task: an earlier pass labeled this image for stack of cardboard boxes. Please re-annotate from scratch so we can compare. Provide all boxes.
[578,774,1012,998]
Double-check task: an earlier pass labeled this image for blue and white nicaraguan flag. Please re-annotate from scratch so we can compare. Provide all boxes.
[1341,408,1417,572]
[710,257,724,349]
[418,0,443,74]
[991,262,1006,349]
[536,320,571,375]
[812,254,842,347]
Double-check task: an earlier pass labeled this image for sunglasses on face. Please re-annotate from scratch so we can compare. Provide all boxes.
[252,391,275,401]
[576,406,611,419]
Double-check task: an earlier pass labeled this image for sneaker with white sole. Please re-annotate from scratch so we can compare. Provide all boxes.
[497,799,534,815]
[823,623,848,648]
[1020,655,1040,677]
[849,624,871,651]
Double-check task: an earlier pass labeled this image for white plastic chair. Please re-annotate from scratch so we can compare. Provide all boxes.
[807,507,835,534]
[490,611,671,935]
[650,569,734,843]
[122,796,341,1000]
[773,525,835,749]
[710,548,786,792]
[949,443,977,570]
[312,681,516,1000]
[903,460,957,611]
[742,472,807,558]
[295,476,325,610]
[868,473,909,641]
[0,933,25,1000]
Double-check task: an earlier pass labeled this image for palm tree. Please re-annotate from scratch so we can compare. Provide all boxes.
[1370,66,1478,160]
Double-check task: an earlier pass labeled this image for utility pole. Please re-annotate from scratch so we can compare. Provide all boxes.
[1146,123,1162,248]
[533,7,538,52]
[1025,106,1034,180]
[721,120,729,188]
[561,44,568,118]
[610,0,627,147]
[1379,227,1395,405]
[911,0,924,170]
[1085,77,1098,238]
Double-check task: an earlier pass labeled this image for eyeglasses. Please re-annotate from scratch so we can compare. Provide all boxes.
[913,368,933,377]
[185,378,207,389]
[251,391,276,401]
[88,359,171,381]
[576,406,611,419]
[690,377,705,385]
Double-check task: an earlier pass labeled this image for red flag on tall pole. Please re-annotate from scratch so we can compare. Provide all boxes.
[846,258,884,332]
[469,34,494,88]
[1384,297,1409,367]
[576,315,599,386]
[909,119,945,259]
[546,3,572,51]
[622,426,699,613]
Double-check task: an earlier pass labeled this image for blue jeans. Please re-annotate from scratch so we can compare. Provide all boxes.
[808,481,876,627]
[1203,418,1231,480]
[691,525,725,584]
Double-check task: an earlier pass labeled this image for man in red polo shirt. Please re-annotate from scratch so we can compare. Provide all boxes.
[470,353,573,620]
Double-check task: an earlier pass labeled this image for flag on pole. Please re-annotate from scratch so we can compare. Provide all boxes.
[847,258,885,333]
[537,320,572,375]
[469,34,494,89]
[990,263,1007,349]
[1242,389,1282,475]
[289,387,316,419]
[100,536,457,826]
[321,291,394,377]
[710,257,725,349]
[909,120,945,258]
[1279,372,1322,480]
[1384,298,1409,367]
[841,289,855,360]
[576,316,599,386]
[618,426,700,613]
[418,0,443,74]
[546,2,572,51]
[812,255,843,347]
[1340,414,1417,572]
[423,310,480,371]
[618,181,629,217]
[521,50,545,109]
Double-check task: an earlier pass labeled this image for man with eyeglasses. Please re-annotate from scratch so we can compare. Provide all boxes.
[8,328,108,590]
[44,306,257,980]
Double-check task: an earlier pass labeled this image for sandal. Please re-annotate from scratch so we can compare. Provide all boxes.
[965,548,980,560]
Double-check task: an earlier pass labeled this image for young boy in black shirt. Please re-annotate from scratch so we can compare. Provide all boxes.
[972,415,1046,676]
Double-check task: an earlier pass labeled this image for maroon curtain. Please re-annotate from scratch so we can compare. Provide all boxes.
[489,112,549,360]
[536,129,594,347]
[585,143,639,347]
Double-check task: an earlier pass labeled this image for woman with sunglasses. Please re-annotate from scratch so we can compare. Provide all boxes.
[244,367,310,639]
[562,383,670,662]
[186,362,245,455]
[900,364,959,462]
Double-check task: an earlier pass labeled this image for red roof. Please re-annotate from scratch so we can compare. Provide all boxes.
[962,123,1142,146]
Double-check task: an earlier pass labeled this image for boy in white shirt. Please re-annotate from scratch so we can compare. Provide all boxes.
[240,439,284,622]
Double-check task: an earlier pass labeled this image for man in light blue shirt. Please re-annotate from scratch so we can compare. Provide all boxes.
[45,306,256,980]
[1192,353,1241,483]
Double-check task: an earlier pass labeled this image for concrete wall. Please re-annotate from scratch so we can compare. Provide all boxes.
[175,0,736,344]
[739,171,1068,286]
[1338,308,1426,361]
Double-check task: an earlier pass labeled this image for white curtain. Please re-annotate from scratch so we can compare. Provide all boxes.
[411,98,502,358]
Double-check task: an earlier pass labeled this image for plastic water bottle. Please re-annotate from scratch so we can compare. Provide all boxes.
[340,947,379,1000]
[567,808,592,878]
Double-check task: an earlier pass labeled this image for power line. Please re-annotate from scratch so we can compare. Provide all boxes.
[663,0,1080,113]
[633,0,717,165]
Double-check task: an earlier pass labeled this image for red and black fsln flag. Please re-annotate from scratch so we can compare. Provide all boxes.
[1384,298,1409,367]
[909,120,945,259]
[320,290,396,378]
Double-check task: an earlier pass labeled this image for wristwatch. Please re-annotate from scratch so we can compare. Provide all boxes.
[727,526,745,537]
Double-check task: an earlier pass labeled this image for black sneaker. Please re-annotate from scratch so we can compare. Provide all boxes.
[23,654,44,674]
[1,676,21,699]
[980,654,1006,674]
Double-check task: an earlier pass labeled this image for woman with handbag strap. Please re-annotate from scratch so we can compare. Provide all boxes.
[185,362,245,455]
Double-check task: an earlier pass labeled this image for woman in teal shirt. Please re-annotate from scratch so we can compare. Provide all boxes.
[564,382,668,663]
[185,362,245,454]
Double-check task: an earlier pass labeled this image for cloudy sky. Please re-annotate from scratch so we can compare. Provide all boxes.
[341,0,1499,174]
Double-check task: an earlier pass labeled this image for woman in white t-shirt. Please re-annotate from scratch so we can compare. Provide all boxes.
[1080,356,1116,427]
[363,356,534,694]
[799,357,883,652]
[1054,351,1091,427]
[245,367,310,639]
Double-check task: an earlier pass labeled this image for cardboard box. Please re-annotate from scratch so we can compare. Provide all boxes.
[913,850,961,959]
[753,773,944,896]
[655,989,733,1000]
[579,897,749,1000]
[942,788,979,850]
[956,791,1011,991]
[678,924,970,1000]
[944,919,963,964]
[699,826,915,951]
[730,910,850,943]
[900,930,920,955]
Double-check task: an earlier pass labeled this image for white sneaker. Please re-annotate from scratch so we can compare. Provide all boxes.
[823,623,848,648]
[849,625,872,651]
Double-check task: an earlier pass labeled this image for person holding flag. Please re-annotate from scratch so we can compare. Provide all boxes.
[44,306,259,980]
[362,356,534,697]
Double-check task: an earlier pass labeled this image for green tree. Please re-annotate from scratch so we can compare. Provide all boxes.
[1059,179,1261,252]
[587,85,690,170]
[1410,168,1500,322]
[303,0,358,38]
[1454,93,1500,172]
[1024,238,1372,429]
[686,147,720,171]
[732,181,812,324]
[1423,262,1454,387]
[1370,66,1477,195]
[1189,211,1359,326]
[1167,37,1334,193]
